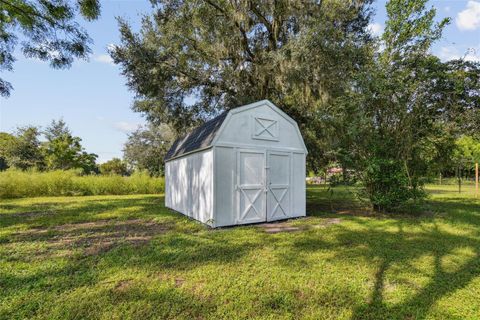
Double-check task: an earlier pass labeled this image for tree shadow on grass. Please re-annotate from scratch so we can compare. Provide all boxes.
[288,194,480,319]
[0,254,103,319]
[45,280,217,320]
[347,222,480,319]
[0,254,217,319]
[2,195,261,271]
[0,195,263,293]
[4,218,175,259]
[426,197,480,228]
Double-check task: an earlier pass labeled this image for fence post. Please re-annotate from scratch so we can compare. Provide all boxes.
[458,165,462,194]
[476,162,478,199]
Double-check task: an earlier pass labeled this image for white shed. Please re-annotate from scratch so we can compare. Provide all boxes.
[165,100,307,227]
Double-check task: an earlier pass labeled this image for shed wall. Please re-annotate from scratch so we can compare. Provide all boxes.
[214,147,306,227]
[214,146,236,227]
[215,104,305,152]
[291,152,306,217]
[165,149,214,225]
[212,103,307,226]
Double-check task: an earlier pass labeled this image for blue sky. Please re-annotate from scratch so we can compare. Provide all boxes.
[0,0,479,163]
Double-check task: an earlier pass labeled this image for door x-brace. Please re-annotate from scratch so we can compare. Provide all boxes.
[239,188,263,220]
[270,188,288,217]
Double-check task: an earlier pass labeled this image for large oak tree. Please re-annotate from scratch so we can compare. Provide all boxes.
[111,0,374,171]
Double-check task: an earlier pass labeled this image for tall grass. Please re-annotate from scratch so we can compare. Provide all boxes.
[0,170,165,199]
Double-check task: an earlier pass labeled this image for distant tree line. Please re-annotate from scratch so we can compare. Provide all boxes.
[100,123,174,176]
[451,136,480,180]
[0,120,97,173]
[0,120,174,176]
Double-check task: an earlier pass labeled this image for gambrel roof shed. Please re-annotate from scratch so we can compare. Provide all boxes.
[165,100,307,227]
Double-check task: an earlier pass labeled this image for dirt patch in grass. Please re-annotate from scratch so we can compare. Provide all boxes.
[313,217,342,227]
[307,202,375,217]
[175,278,185,287]
[5,210,57,219]
[259,218,342,233]
[114,279,134,293]
[13,219,171,256]
[333,209,375,217]
[84,241,116,256]
[259,222,303,234]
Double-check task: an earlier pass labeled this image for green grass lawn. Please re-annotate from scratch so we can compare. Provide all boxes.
[1,184,479,319]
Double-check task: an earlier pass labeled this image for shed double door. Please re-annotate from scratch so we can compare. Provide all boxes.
[237,149,291,224]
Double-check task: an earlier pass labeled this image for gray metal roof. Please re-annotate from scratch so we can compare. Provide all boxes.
[165,112,228,161]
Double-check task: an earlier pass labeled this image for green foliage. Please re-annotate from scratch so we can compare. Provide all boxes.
[0,0,101,97]
[334,0,463,210]
[99,158,129,176]
[42,119,98,174]
[0,169,164,199]
[111,0,374,172]
[425,127,457,177]
[361,157,426,211]
[0,132,16,170]
[3,126,45,170]
[428,60,480,136]
[0,120,97,174]
[1,120,98,173]
[382,0,449,62]
[123,124,174,176]
[454,136,480,163]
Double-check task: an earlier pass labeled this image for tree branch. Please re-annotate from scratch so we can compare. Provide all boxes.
[202,0,255,61]
[249,1,277,50]
[0,0,62,28]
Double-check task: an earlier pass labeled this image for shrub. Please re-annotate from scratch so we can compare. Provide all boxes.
[0,169,164,199]
[360,157,426,212]
[99,158,130,176]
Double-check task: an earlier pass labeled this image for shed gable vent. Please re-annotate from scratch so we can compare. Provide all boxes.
[253,117,278,141]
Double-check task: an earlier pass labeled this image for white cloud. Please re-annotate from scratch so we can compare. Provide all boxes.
[437,46,480,62]
[465,48,480,62]
[438,46,461,61]
[456,1,480,31]
[367,23,384,36]
[93,54,114,65]
[114,121,141,134]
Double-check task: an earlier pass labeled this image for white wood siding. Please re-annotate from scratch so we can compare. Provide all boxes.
[291,152,306,217]
[214,103,305,152]
[165,149,214,225]
[213,146,236,227]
